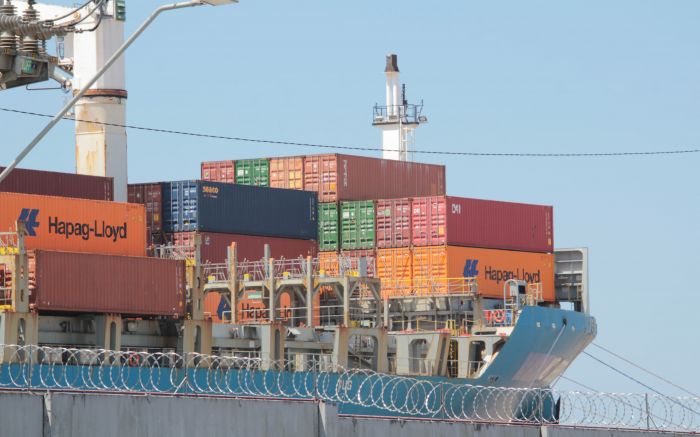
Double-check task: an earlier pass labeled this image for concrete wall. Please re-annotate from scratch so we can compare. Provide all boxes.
[0,391,687,437]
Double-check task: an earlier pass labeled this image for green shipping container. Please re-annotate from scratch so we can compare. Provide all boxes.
[341,200,375,250]
[318,202,339,251]
[235,159,270,186]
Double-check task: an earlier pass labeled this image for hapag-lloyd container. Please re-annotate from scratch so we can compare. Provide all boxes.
[411,196,554,253]
[270,157,304,190]
[303,154,446,202]
[31,250,185,316]
[201,160,235,183]
[0,166,113,200]
[167,232,317,264]
[0,192,146,256]
[412,246,555,300]
[163,181,317,240]
[376,248,412,296]
[376,198,411,248]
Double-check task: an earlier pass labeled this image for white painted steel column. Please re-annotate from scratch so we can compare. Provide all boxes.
[73,13,128,201]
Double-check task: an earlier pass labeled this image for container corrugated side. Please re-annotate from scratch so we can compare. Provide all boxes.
[303,154,446,202]
[235,159,270,186]
[163,181,317,240]
[341,200,375,250]
[0,167,113,201]
[270,157,303,190]
[412,246,554,300]
[376,248,412,297]
[318,202,339,251]
[201,160,235,183]
[0,192,146,256]
[412,196,553,252]
[32,250,185,315]
[376,198,411,248]
[128,183,163,235]
[342,249,376,277]
[167,231,317,264]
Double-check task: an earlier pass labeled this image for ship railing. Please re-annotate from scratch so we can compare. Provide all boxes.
[286,352,335,372]
[0,344,698,432]
[314,255,376,278]
[232,304,374,327]
[386,357,487,378]
[525,283,544,306]
[382,277,478,299]
[446,359,487,378]
[0,231,19,253]
[482,308,517,327]
[0,262,11,308]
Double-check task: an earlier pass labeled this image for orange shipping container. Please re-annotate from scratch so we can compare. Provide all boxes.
[318,251,341,277]
[0,192,146,256]
[376,248,413,297]
[412,246,554,301]
[270,157,304,190]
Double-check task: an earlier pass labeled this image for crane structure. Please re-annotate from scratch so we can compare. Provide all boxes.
[1,0,128,200]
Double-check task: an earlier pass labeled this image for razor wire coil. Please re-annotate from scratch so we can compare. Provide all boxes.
[0,345,697,432]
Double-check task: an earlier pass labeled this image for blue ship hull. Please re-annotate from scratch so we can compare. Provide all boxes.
[0,306,595,421]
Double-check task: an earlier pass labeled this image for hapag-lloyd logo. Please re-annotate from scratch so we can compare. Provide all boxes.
[18,209,128,242]
[463,258,541,284]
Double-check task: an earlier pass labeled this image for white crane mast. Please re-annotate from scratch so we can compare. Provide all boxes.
[4,0,128,201]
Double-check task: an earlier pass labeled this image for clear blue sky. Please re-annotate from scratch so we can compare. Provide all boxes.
[2,1,699,396]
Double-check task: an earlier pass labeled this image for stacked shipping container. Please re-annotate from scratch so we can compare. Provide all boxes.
[0,192,146,256]
[30,250,185,316]
[162,181,317,239]
[376,196,554,300]
[127,183,164,248]
[0,167,113,201]
[0,168,189,316]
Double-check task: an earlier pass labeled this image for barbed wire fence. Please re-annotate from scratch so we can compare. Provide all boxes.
[0,345,698,432]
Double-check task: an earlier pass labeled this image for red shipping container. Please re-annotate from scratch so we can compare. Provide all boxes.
[31,250,185,316]
[167,232,317,264]
[303,154,445,202]
[0,166,113,201]
[411,196,553,253]
[201,160,235,183]
[376,198,411,248]
[127,183,163,233]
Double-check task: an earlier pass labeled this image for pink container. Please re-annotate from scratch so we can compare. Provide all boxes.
[411,196,553,253]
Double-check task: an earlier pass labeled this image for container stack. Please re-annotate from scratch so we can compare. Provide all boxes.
[128,179,320,322]
[201,153,556,304]
[1,168,186,317]
[377,196,554,300]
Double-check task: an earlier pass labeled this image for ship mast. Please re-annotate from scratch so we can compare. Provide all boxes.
[372,54,427,161]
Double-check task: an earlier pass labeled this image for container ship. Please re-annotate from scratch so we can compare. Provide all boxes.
[0,24,595,420]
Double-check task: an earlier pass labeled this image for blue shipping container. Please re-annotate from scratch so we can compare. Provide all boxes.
[163,181,318,240]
